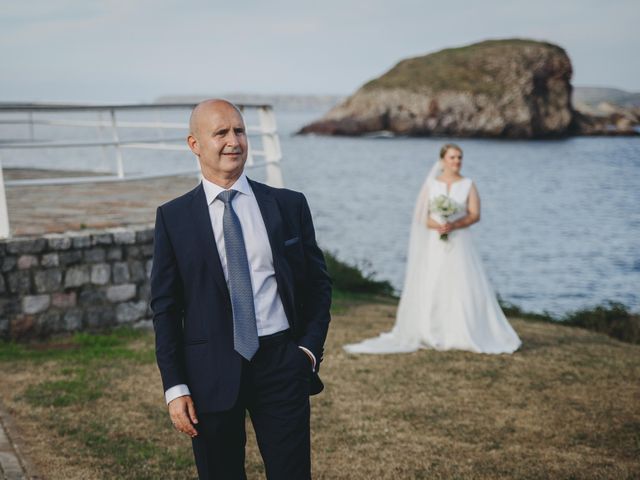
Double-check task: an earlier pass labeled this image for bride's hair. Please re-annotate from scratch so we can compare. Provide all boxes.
[439,143,463,159]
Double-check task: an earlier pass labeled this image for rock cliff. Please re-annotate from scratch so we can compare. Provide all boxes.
[300,39,636,138]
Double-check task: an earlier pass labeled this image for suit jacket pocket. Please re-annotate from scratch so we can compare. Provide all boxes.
[284,236,300,247]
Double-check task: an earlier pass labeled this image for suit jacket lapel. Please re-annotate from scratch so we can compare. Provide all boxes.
[190,183,230,299]
[249,179,285,263]
[249,179,296,323]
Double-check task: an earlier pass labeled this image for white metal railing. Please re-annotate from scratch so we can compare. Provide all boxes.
[0,102,284,238]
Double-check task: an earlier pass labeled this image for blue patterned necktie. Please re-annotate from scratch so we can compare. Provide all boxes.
[217,190,259,361]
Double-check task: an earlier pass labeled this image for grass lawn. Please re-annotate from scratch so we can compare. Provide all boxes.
[0,294,638,479]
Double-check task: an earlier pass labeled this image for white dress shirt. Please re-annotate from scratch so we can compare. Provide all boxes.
[165,173,315,404]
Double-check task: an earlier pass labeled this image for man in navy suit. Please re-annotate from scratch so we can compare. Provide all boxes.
[151,99,331,479]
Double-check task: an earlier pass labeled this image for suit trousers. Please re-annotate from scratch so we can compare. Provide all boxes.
[191,330,312,480]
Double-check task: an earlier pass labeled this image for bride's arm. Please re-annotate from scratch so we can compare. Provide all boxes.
[427,217,452,236]
[450,183,481,230]
[426,217,444,230]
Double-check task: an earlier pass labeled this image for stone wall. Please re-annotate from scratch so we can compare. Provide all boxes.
[0,224,155,340]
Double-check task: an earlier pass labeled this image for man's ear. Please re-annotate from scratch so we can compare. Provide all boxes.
[187,134,199,156]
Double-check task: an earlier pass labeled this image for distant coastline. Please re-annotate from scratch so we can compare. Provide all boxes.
[155,93,345,112]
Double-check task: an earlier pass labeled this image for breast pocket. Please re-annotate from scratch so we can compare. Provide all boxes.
[284,235,306,280]
[284,236,303,259]
[284,236,300,247]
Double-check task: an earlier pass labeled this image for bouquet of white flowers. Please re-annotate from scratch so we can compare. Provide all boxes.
[430,194,461,241]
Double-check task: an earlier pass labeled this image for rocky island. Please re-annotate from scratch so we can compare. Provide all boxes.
[299,39,638,138]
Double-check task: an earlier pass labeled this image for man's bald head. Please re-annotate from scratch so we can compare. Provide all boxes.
[186,99,249,187]
[189,99,244,138]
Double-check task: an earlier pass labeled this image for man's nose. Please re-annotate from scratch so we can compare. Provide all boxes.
[226,131,240,146]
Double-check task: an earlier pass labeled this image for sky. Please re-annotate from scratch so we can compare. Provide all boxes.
[1,0,638,102]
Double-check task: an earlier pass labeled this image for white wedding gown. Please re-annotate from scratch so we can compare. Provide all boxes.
[344,176,521,355]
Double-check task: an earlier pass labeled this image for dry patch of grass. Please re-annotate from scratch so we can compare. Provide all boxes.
[0,330,194,479]
[1,301,639,479]
[322,304,639,479]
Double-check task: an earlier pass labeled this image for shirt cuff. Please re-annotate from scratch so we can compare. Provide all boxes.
[298,346,316,372]
[165,384,191,405]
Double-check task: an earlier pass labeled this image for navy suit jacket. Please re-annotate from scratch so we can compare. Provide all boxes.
[151,178,332,413]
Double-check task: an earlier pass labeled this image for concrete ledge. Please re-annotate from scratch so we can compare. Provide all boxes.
[0,397,41,480]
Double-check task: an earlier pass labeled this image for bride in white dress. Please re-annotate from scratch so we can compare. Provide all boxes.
[344,144,521,354]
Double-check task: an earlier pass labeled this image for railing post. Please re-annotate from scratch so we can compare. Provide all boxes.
[238,105,256,168]
[258,106,284,187]
[97,111,110,166]
[110,108,125,178]
[28,111,35,141]
[0,157,11,238]
[155,110,165,141]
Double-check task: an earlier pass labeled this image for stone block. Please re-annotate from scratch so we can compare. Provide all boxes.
[112,229,136,245]
[129,261,146,282]
[145,260,153,278]
[135,229,155,243]
[44,233,72,251]
[6,237,46,255]
[64,265,90,288]
[0,274,5,294]
[91,232,113,246]
[84,306,115,328]
[41,253,60,267]
[84,248,106,263]
[141,244,154,257]
[10,315,36,339]
[124,245,141,259]
[116,301,147,323]
[0,317,8,338]
[58,250,83,266]
[17,255,39,269]
[70,232,92,249]
[37,311,63,334]
[106,247,123,261]
[138,283,151,301]
[133,319,153,330]
[2,256,17,272]
[34,269,63,293]
[91,263,111,285]
[0,298,19,317]
[52,292,77,309]
[7,271,31,294]
[107,284,137,302]
[23,295,50,314]
[78,288,106,305]
[112,262,130,283]
[63,309,83,330]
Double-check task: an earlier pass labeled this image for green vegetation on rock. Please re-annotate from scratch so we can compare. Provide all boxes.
[499,297,639,345]
[324,250,395,297]
[362,39,568,98]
